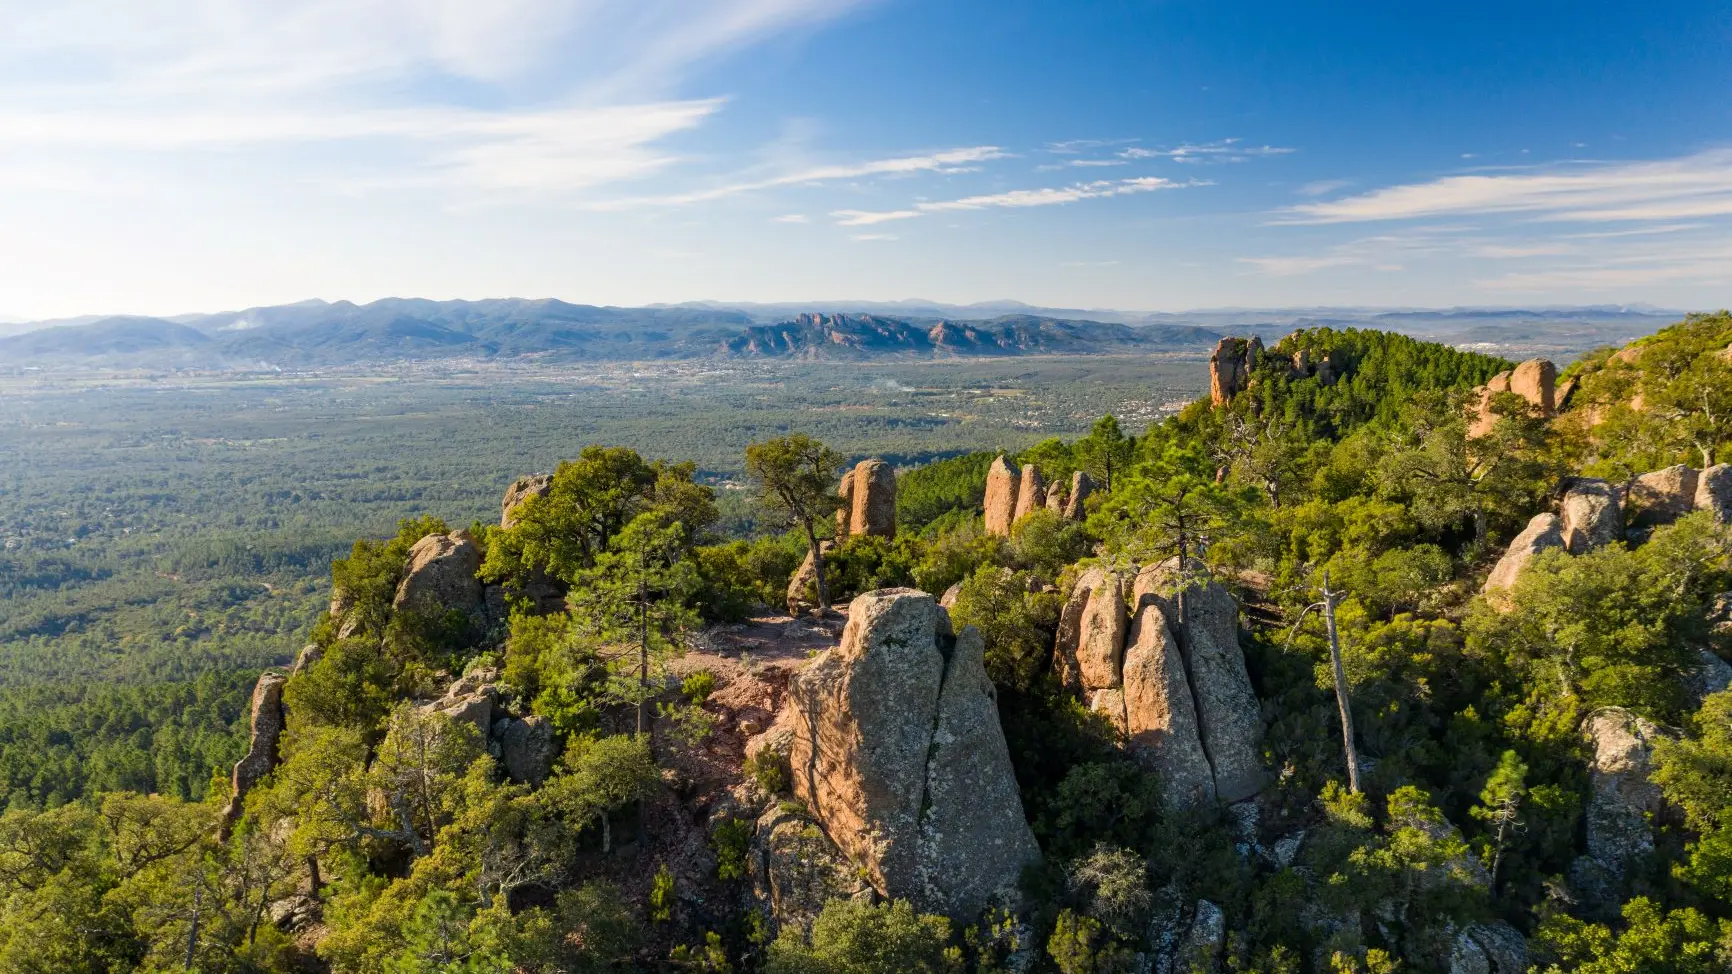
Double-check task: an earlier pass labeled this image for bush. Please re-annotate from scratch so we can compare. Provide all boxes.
[766,898,957,974]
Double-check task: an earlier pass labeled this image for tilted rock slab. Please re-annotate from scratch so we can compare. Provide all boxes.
[394,531,484,616]
[1063,471,1094,520]
[1483,513,1565,598]
[221,671,288,837]
[1581,708,1667,876]
[1559,479,1623,554]
[1122,597,1216,807]
[1629,464,1700,529]
[983,456,1020,537]
[788,588,1038,919]
[1053,568,1129,692]
[500,473,553,528]
[1045,480,1068,513]
[1012,463,1047,525]
[1695,463,1732,524]
[1179,581,1267,802]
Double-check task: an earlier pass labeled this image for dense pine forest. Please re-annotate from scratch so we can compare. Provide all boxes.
[2,316,1730,972]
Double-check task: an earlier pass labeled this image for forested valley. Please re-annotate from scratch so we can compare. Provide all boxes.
[2,316,1731,972]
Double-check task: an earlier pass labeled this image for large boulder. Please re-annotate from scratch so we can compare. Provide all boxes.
[1177,900,1227,973]
[1044,479,1068,513]
[1180,581,1266,802]
[786,589,1038,919]
[983,456,1020,537]
[497,715,555,786]
[1013,463,1047,525]
[748,803,873,937]
[838,459,897,538]
[427,686,496,741]
[393,532,484,617]
[1122,598,1215,807]
[1629,465,1700,530]
[1581,708,1667,877]
[221,671,288,837]
[1695,463,1732,524]
[1063,471,1095,520]
[1508,359,1557,414]
[1560,479,1623,554]
[500,473,553,529]
[1053,568,1129,693]
[1209,338,1262,405]
[1483,513,1564,598]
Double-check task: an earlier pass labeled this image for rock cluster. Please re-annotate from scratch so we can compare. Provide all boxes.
[785,540,836,616]
[1468,359,1556,437]
[221,670,288,838]
[785,588,1040,919]
[500,473,553,529]
[1055,563,1264,805]
[1209,337,1264,405]
[983,457,1089,536]
[835,459,897,538]
[422,672,555,785]
[1629,464,1700,531]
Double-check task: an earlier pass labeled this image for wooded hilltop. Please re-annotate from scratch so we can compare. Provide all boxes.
[4,314,1732,974]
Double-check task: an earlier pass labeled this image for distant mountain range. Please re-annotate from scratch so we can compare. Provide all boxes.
[0,297,1690,370]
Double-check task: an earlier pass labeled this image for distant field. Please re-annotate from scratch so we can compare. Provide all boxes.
[0,354,1207,686]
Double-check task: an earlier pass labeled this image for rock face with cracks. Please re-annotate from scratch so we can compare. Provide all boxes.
[837,458,897,538]
[1696,463,1732,524]
[785,588,1039,919]
[1122,596,1216,807]
[1053,568,1129,693]
[1629,464,1700,530]
[222,671,287,837]
[1013,463,1047,524]
[393,531,484,617]
[500,473,552,529]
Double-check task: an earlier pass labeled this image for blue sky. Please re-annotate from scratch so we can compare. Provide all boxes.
[2,0,1729,318]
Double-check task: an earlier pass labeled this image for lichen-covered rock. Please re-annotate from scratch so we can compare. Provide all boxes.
[291,643,323,676]
[500,473,553,529]
[1064,471,1094,520]
[786,589,1038,919]
[938,582,962,609]
[1560,479,1622,554]
[1122,599,1215,808]
[1181,582,1266,802]
[1629,465,1701,529]
[917,624,1043,918]
[1210,338,1262,405]
[1449,929,1490,974]
[1484,513,1565,598]
[1689,648,1732,703]
[1088,688,1127,736]
[1582,708,1667,877]
[498,715,554,785]
[428,687,495,741]
[1695,463,1732,524]
[840,459,897,538]
[393,532,484,617]
[1013,463,1046,525]
[748,803,873,937]
[1177,900,1226,973]
[221,671,288,836]
[1466,921,1527,974]
[1053,568,1128,692]
[983,456,1020,537]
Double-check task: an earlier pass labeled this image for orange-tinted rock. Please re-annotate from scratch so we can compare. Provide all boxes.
[394,532,484,617]
[500,473,553,529]
[1484,513,1565,600]
[1013,463,1047,525]
[221,671,287,837]
[840,459,897,538]
[1122,598,1215,807]
[1509,359,1556,414]
[983,456,1020,536]
[1063,471,1095,520]
[1053,568,1128,692]
[1629,465,1700,529]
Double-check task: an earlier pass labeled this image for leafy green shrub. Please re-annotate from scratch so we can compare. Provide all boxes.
[683,670,718,704]
[711,817,753,881]
[745,748,789,795]
[649,865,675,923]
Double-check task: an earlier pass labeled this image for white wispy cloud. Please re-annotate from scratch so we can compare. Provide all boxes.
[1276,148,1732,224]
[0,0,871,197]
[1121,139,1294,163]
[772,213,810,223]
[830,176,1201,226]
[849,233,897,241]
[585,146,1006,209]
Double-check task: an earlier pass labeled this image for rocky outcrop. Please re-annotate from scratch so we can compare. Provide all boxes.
[1695,463,1732,524]
[1181,581,1266,803]
[983,456,1020,536]
[1460,921,1528,974]
[1570,708,1669,913]
[393,531,484,617]
[1628,464,1699,530]
[497,715,554,786]
[837,459,897,538]
[1045,480,1067,513]
[1177,900,1226,973]
[1064,471,1094,520]
[786,540,836,616]
[1209,338,1262,405]
[221,671,288,838]
[1469,359,1556,436]
[500,473,553,529]
[1689,648,1732,703]
[747,803,874,936]
[1560,479,1623,554]
[1483,513,1565,599]
[1013,464,1046,524]
[1122,597,1215,807]
[1053,569,1129,693]
[786,589,1039,919]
